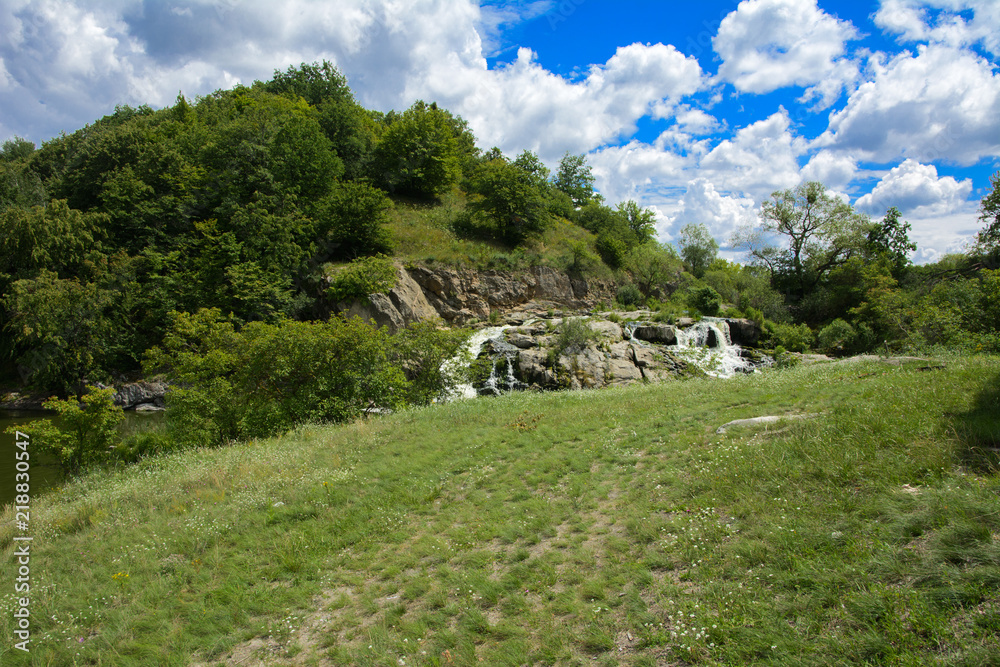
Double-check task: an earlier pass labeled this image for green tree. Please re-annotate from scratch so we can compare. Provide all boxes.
[0,162,46,211]
[370,101,463,199]
[259,60,354,107]
[317,180,394,260]
[3,271,112,395]
[0,200,105,289]
[973,171,1000,267]
[467,155,550,245]
[625,242,682,297]
[1,136,36,162]
[512,150,550,184]
[737,181,870,299]
[689,285,722,316]
[677,223,719,278]
[617,200,657,243]
[866,207,916,278]
[554,152,596,207]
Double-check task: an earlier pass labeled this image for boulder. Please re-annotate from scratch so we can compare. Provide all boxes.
[507,333,538,349]
[517,348,557,387]
[114,381,168,409]
[632,324,676,345]
[587,319,624,339]
[724,318,761,346]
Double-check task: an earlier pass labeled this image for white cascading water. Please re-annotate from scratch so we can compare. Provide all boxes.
[672,318,760,378]
[440,326,509,400]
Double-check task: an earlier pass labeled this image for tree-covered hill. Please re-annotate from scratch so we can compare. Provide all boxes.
[1,60,998,406]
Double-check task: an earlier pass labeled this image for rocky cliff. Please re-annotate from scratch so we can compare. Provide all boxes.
[343,263,616,331]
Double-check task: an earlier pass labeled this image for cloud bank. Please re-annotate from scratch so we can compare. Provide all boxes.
[1,0,997,263]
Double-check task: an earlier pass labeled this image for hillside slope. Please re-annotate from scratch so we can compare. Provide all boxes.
[2,357,999,665]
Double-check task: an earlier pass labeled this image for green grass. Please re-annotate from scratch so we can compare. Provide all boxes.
[3,356,1000,665]
[384,190,614,280]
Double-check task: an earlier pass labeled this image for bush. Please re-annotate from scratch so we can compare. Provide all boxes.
[327,254,397,304]
[321,180,394,258]
[552,318,599,358]
[689,285,722,317]
[818,318,857,356]
[616,283,644,308]
[7,386,124,476]
[144,309,443,447]
[596,233,628,269]
[388,321,468,405]
[764,321,814,353]
[744,306,765,327]
[772,345,801,369]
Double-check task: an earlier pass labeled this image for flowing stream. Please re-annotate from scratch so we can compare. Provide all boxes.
[672,318,765,379]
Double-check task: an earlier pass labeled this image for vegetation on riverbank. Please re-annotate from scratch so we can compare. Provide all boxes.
[2,355,998,665]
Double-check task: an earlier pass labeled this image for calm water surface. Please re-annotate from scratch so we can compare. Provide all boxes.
[1,410,166,507]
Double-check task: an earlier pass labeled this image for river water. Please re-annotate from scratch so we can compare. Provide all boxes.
[0,410,166,507]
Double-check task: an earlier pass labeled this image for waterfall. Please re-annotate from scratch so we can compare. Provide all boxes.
[672,318,761,378]
[479,338,526,396]
[440,326,518,400]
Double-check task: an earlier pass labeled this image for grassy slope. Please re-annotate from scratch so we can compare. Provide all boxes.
[2,357,999,666]
[380,191,613,279]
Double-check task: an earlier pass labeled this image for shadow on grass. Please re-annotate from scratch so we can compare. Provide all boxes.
[953,370,1000,472]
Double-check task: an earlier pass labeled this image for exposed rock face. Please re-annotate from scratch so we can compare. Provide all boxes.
[114,381,169,409]
[344,268,440,331]
[497,318,702,391]
[725,318,760,346]
[343,263,615,331]
[631,324,676,345]
[460,314,769,395]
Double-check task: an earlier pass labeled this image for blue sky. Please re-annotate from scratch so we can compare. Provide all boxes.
[2,0,998,263]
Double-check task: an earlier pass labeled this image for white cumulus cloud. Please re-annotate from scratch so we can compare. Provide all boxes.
[855,159,973,217]
[713,0,860,106]
[874,0,1000,56]
[698,110,806,199]
[817,43,1000,165]
[661,178,759,247]
[427,42,704,162]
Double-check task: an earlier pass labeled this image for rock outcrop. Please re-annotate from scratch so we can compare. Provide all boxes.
[343,263,616,331]
[476,317,703,392]
[461,314,768,394]
[113,381,169,410]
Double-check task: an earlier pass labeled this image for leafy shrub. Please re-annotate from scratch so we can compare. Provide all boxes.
[321,179,394,258]
[388,321,468,404]
[7,387,124,476]
[552,318,599,359]
[818,318,860,356]
[764,321,814,353]
[689,285,722,316]
[772,345,801,369]
[596,233,628,269]
[616,283,644,307]
[327,254,397,304]
[145,309,410,447]
[744,306,765,327]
